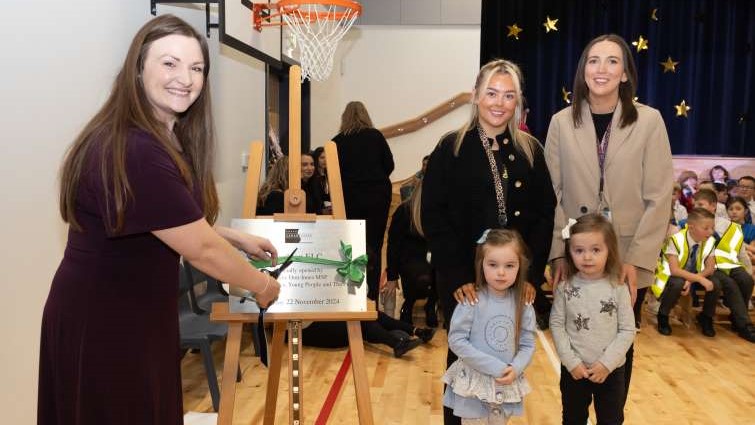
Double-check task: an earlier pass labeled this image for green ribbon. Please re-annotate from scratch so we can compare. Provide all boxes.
[249,241,368,285]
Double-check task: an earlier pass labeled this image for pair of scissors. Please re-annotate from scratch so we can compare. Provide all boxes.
[241,248,298,367]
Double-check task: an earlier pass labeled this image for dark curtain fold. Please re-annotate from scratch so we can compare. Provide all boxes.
[481,0,755,156]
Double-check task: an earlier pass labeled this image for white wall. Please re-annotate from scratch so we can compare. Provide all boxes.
[310,25,480,180]
[0,2,265,422]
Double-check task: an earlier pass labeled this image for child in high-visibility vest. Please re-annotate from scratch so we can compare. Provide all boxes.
[693,189,755,343]
[653,208,720,337]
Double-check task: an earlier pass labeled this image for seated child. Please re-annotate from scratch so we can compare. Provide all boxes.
[694,190,755,343]
[652,208,721,337]
[550,214,635,425]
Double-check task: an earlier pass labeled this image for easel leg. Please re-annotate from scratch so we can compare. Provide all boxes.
[264,321,287,425]
[346,320,374,425]
[218,322,243,425]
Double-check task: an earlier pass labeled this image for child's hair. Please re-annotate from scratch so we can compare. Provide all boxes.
[672,182,681,193]
[726,195,749,211]
[474,229,530,352]
[693,188,717,205]
[709,164,730,181]
[713,182,727,193]
[687,207,715,223]
[563,213,622,283]
[678,170,698,186]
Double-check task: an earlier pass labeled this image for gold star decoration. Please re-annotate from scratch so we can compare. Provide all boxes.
[507,23,523,40]
[561,87,572,104]
[660,56,679,73]
[651,8,659,21]
[675,100,691,117]
[632,35,649,52]
[543,16,559,33]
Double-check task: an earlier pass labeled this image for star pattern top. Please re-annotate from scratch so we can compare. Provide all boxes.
[574,313,590,331]
[600,298,618,317]
[564,284,581,300]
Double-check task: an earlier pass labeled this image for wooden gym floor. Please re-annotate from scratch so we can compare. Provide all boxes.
[181,304,755,424]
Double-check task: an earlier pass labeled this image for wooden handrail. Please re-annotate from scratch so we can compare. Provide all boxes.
[379,92,472,139]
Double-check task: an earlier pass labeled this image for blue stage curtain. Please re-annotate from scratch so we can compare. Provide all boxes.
[480,0,754,156]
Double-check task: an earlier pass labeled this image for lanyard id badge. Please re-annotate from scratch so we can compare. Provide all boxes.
[596,121,612,222]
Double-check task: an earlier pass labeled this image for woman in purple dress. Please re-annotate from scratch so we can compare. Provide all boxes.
[38,15,281,425]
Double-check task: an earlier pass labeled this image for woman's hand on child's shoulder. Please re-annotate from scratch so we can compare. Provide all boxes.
[454,283,478,305]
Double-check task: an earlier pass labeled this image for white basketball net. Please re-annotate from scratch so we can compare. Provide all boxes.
[281,3,359,82]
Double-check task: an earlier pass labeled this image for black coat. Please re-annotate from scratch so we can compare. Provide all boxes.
[421,128,556,286]
[385,202,429,281]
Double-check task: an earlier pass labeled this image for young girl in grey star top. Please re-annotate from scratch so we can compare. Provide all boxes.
[443,229,536,424]
[550,213,636,425]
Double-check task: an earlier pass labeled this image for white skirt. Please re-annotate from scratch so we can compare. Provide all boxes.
[442,359,531,405]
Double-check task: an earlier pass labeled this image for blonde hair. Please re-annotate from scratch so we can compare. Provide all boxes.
[258,156,288,206]
[454,59,538,166]
[474,229,530,353]
[339,101,374,135]
[564,214,622,283]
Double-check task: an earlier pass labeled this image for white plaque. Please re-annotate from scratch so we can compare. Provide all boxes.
[229,219,367,313]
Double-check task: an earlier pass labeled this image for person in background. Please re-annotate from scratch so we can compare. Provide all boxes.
[709,164,733,185]
[712,182,730,218]
[300,152,324,214]
[652,208,719,337]
[422,59,555,425]
[310,146,332,214]
[545,34,673,407]
[400,155,430,201]
[672,182,688,225]
[693,190,755,343]
[385,181,438,327]
[678,170,699,212]
[727,196,755,243]
[256,156,288,216]
[736,176,755,216]
[38,15,281,425]
[333,101,395,302]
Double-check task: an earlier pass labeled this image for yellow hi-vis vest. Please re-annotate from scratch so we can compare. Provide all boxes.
[714,222,745,273]
[652,229,716,298]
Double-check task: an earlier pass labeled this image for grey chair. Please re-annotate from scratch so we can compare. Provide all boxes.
[178,262,237,411]
[182,261,262,357]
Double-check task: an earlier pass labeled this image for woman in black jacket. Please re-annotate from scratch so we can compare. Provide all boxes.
[421,59,555,425]
[333,101,395,301]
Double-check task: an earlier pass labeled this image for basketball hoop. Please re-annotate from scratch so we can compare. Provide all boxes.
[252,0,362,82]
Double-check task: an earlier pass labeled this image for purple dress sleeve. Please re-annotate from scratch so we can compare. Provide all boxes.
[90,130,204,236]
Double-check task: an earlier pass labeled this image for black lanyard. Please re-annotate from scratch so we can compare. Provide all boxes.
[596,121,612,199]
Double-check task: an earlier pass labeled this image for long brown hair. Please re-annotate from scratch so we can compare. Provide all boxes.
[571,34,638,128]
[454,59,539,165]
[563,213,622,283]
[59,14,218,232]
[338,101,374,135]
[474,229,530,353]
[258,156,289,206]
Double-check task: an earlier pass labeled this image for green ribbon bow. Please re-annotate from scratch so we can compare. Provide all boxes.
[249,241,368,285]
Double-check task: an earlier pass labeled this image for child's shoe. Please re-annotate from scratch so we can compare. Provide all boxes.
[657,314,672,335]
[696,313,716,337]
[414,327,436,343]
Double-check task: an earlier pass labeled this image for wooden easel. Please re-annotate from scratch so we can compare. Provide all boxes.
[212,65,376,425]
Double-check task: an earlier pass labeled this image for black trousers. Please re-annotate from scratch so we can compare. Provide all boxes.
[560,365,626,425]
[711,268,754,329]
[344,183,392,302]
[399,260,438,324]
[435,267,468,425]
[658,276,721,317]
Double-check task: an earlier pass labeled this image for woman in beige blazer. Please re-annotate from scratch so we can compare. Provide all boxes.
[545,34,673,406]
